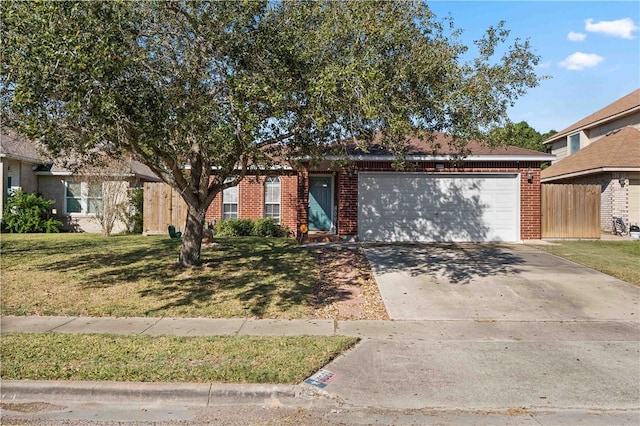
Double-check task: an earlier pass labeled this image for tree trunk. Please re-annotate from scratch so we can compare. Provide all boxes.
[178,205,206,267]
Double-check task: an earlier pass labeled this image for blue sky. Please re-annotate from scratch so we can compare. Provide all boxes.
[427,1,640,133]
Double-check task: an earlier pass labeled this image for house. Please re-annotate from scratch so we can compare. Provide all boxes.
[0,128,41,216]
[541,89,640,231]
[1,128,160,233]
[203,132,553,242]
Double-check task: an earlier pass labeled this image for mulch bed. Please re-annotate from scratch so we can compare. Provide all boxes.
[312,246,389,320]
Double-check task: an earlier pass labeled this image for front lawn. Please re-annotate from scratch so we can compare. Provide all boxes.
[0,233,368,318]
[0,333,357,383]
[534,240,640,286]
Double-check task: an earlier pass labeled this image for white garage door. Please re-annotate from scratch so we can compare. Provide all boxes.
[358,173,520,242]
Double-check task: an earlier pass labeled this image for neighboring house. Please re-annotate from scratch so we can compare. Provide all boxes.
[1,128,160,233]
[0,128,41,217]
[204,132,553,242]
[541,89,640,231]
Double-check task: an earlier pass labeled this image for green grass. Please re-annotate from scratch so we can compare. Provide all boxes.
[0,333,357,383]
[534,240,640,285]
[0,233,320,318]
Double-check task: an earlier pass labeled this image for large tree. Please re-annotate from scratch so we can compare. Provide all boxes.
[489,121,556,152]
[1,1,542,266]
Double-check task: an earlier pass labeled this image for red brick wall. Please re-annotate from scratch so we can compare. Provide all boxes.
[334,161,543,240]
[205,173,299,234]
[206,161,544,241]
[337,169,358,235]
[296,169,309,236]
[520,169,541,239]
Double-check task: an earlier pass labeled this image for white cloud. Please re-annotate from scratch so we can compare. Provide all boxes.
[567,31,586,41]
[535,61,552,69]
[559,52,604,71]
[585,18,638,39]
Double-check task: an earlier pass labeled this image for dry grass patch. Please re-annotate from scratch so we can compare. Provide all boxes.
[1,234,387,319]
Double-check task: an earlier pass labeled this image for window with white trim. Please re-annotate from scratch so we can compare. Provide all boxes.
[65,181,103,215]
[569,133,580,154]
[222,180,238,220]
[264,176,281,220]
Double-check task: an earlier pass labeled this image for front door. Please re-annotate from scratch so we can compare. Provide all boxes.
[309,176,333,231]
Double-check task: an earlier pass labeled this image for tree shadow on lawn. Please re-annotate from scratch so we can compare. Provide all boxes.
[36,237,327,318]
[364,243,526,285]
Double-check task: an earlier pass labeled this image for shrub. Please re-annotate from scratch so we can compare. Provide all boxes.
[214,218,255,236]
[2,190,62,233]
[119,187,143,234]
[213,218,288,237]
[253,218,287,237]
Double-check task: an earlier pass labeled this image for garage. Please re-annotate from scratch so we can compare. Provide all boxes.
[358,172,520,242]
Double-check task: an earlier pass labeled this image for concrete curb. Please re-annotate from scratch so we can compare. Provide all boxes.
[1,380,304,406]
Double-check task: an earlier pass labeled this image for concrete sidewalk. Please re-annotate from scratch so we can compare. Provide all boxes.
[3,315,640,424]
[3,315,639,341]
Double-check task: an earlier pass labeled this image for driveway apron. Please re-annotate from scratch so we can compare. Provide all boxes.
[363,243,638,321]
[314,243,640,414]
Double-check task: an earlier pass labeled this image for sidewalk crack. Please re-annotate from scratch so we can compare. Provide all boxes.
[139,316,164,335]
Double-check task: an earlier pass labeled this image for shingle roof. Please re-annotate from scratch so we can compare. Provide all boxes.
[544,89,640,144]
[0,128,44,163]
[541,126,640,181]
[1,127,159,181]
[345,131,552,158]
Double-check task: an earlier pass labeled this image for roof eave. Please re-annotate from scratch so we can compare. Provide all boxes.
[0,153,44,164]
[541,166,640,182]
[321,154,555,162]
[543,105,640,145]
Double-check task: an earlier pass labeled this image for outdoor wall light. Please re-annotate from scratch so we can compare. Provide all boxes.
[526,169,533,183]
[619,176,626,187]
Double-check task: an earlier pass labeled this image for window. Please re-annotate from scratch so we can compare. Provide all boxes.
[264,176,281,220]
[569,133,580,154]
[222,181,238,220]
[65,181,103,215]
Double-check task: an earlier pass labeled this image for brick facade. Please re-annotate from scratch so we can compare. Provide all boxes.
[206,160,545,241]
[331,161,543,240]
[205,173,299,234]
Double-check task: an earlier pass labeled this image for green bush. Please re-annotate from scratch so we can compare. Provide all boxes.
[2,190,62,233]
[125,187,144,234]
[214,218,288,237]
[214,218,255,236]
[253,218,287,237]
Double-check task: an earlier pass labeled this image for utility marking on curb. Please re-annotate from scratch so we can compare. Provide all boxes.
[304,369,336,389]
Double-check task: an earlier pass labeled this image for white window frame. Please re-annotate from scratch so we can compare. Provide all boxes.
[264,176,281,221]
[222,180,239,220]
[65,180,103,216]
[569,133,580,154]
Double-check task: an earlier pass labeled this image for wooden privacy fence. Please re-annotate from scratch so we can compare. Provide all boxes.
[143,182,188,235]
[541,184,600,239]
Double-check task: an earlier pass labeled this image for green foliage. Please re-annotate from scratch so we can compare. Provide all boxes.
[214,218,287,237]
[489,121,554,152]
[124,187,143,234]
[214,218,255,237]
[253,218,288,237]
[1,190,62,233]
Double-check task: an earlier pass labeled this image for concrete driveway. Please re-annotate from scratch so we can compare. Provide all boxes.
[318,243,640,419]
[364,243,639,321]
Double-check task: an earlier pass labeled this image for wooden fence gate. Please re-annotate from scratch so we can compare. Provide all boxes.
[541,184,600,239]
[143,182,188,235]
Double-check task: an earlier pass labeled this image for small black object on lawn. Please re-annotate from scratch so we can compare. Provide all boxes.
[168,225,182,238]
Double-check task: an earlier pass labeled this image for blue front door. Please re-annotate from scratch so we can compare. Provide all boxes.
[309,176,333,231]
